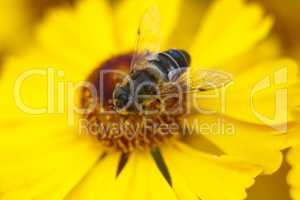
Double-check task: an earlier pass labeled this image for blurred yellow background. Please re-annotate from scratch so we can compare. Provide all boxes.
[0,0,74,55]
[1,0,300,57]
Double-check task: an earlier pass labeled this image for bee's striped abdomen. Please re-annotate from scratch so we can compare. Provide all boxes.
[149,49,191,81]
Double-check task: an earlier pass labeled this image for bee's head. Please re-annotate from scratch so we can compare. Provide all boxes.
[112,84,131,114]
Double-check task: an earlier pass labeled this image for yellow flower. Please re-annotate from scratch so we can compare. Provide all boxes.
[0,0,299,199]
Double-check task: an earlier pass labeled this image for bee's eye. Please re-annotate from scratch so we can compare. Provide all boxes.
[119,93,128,101]
[115,92,129,109]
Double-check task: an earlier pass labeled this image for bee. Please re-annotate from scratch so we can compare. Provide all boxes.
[112,7,232,115]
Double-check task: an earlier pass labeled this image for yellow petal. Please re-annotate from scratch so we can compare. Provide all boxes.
[5,0,115,79]
[0,62,75,122]
[194,59,299,126]
[167,0,209,50]
[218,37,282,75]
[102,151,177,200]
[66,152,121,200]
[0,120,103,199]
[0,0,116,121]
[114,0,182,52]
[227,59,299,125]
[0,117,75,152]
[162,141,261,200]
[191,0,273,67]
[36,0,116,76]
[287,143,300,200]
[184,115,297,174]
[0,0,30,52]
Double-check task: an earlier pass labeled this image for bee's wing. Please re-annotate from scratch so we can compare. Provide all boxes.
[160,68,233,96]
[130,6,161,71]
[180,68,233,91]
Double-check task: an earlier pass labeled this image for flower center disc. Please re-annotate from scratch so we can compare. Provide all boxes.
[81,54,182,153]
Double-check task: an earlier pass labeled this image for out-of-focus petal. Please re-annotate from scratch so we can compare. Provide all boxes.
[162,141,261,200]
[0,0,30,52]
[190,0,273,67]
[66,152,121,200]
[114,0,182,52]
[184,115,298,174]
[36,0,116,75]
[218,37,282,75]
[101,151,177,200]
[194,59,299,125]
[167,0,209,50]
[0,0,116,121]
[0,117,103,199]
